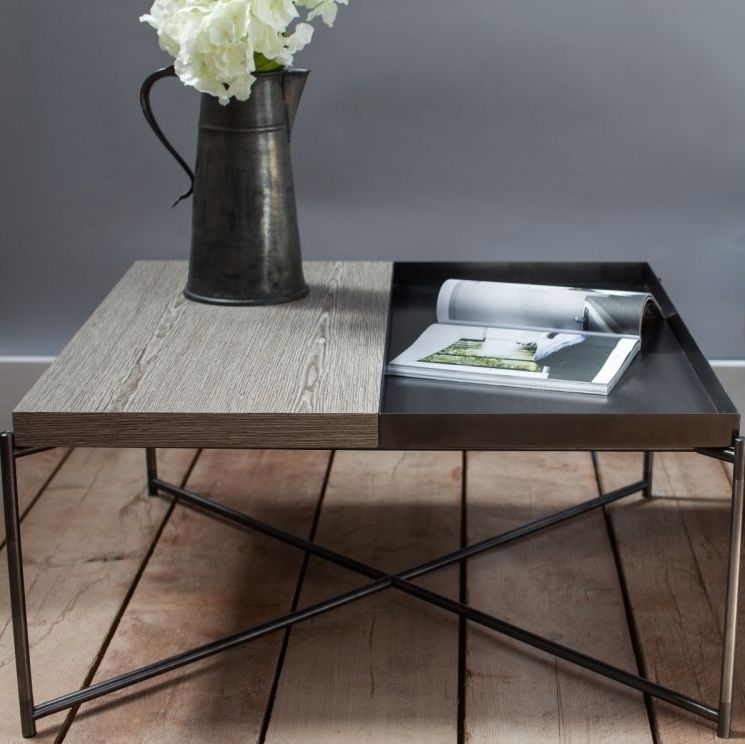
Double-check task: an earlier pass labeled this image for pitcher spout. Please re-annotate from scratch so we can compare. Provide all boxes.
[282,69,310,139]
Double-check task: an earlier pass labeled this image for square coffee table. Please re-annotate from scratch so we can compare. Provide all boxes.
[3,260,742,737]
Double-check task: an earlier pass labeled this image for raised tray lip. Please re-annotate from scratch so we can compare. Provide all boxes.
[380,260,739,451]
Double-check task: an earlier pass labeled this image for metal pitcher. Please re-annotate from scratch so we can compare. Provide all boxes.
[141,66,310,305]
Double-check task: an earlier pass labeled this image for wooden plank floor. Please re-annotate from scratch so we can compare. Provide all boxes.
[1,448,742,743]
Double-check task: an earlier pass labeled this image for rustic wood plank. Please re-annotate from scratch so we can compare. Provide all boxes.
[62,449,330,744]
[465,452,653,743]
[264,450,462,744]
[597,451,745,743]
[0,447,196,743]
[0,448,70,546]
[7,448,735,742]
[14,261,392,449]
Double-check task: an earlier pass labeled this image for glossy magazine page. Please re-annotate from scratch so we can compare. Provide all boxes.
[387,324,640,395]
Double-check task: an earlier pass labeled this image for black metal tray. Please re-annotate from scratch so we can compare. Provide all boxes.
[379,262,739,450]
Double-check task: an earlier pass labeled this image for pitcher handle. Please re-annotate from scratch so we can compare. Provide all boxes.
[140,66,194,207]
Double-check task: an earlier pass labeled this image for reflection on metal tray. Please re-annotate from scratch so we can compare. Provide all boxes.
[380,262,739,450]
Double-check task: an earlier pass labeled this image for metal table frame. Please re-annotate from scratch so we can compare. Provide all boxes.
[3,433,743,738]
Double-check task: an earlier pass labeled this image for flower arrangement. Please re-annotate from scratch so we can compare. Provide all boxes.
[141,0,348,105]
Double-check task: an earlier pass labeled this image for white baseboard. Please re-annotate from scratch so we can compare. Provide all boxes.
[1,357,745,436]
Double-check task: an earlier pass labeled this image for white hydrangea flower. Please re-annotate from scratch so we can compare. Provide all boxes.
[141,0,347,104]
[252,0,298,30]
[297,0,348,27]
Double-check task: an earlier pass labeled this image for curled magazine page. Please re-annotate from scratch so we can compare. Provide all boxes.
[437,279,660,336]
[437,279,587,330]
[584,294,660,335]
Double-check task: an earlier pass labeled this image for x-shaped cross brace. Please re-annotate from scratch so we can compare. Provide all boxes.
[4,440,743,738]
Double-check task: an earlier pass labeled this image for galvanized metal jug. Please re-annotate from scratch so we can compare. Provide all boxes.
[141,66,310,305]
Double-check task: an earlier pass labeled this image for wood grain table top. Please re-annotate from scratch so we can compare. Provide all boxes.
[14,261,393,448]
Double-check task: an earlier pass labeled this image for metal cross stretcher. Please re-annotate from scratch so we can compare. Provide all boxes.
[3,436,743,738]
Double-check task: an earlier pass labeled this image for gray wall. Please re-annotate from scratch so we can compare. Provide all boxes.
[1,0,744,357]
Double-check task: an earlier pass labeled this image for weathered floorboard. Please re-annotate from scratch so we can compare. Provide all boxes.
[264,450,462,744]
[465,452,653,744]
[63,449,330,744]
[4,448,742,742]
[598,451,745,743]
[0,447,196,743]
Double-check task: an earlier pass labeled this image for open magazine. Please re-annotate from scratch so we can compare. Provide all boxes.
[387,279,661,395]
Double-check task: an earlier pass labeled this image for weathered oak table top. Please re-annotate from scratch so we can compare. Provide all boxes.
[14,261,393,449]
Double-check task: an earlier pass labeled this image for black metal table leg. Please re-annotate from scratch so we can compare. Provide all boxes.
[4,439,741,738]
[145,448,158,496]
[718,436,744,738]
[642,451,654,498]
[1,432,36,738]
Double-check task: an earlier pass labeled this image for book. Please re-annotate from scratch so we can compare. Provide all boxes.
[387,278,661,395]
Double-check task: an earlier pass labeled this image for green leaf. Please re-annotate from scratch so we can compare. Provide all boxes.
[254,53,285,73]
